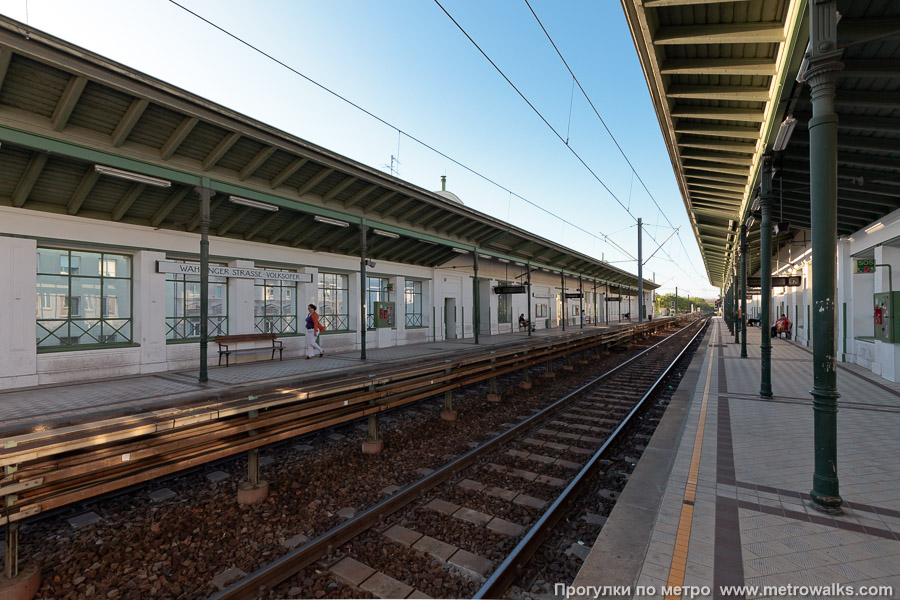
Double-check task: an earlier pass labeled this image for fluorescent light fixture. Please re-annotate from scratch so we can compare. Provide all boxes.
[773,116,797,151]
[229,196,278,212]
[94,164,171,188]
[421,240,438,245]
[313,215,349,227]
[373,229,399,238]
[796,44,812,82]
[498,258,510,263]
[865,222,885,234]
[478,253,491,259]
[514,262,525,267]
[452,248,470,254]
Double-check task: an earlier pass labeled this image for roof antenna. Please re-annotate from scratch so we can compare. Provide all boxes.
[383,154,399,178]
[24,0,30,39]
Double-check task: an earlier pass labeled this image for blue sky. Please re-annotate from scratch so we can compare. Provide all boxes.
[0,0,718,298]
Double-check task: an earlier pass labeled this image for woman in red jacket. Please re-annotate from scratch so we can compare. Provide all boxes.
[305,303,326,359]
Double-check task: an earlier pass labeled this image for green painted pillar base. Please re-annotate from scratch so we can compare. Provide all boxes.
[809,388,843,514]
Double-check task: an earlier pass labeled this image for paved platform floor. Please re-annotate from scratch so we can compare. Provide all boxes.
[575,318,900,600]
[0,320,640,434]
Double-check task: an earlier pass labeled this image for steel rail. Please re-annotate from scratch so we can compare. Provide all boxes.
[1,320,672,462]
[211,318,704,599]
[0,318,690,526]
[474,317,710,598]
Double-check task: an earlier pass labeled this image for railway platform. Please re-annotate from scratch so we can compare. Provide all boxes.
[574,318,900,600]
[0,320,648,436]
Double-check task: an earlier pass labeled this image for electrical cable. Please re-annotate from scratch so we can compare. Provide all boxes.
[166,0,708,288]
[434,0,709,288]
[522,0,708,283]
[166,0,636,264]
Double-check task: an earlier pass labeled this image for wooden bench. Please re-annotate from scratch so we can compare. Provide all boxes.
[215,333,283,366]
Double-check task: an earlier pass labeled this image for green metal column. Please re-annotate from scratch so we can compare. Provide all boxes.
[526,263,532,337]
[360,223,368,360]
[638,217,644,325]
[734,269,740,344]
[740,223,748,358]
[806,0,844,514]
[759,155,774,398]
[561,271,566,331]
[579,275,584,329]
[197,186,212,383]
[473,251,480,344]
[605,282,609,324]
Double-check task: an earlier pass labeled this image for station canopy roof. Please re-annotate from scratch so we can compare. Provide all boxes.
[0,16,657,293]
[622,0,900,288]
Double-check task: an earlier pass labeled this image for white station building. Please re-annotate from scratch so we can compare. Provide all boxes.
[0,17,657,390]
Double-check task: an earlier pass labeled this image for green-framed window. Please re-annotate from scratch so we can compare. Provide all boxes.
[318,272,349,331]
[535,303,548,318]
[405,280,423,327]
[165,260,228,341]
[366,276,389,329]
[36,248,132,349]
[497,281,512,324]
[255,269,297,334]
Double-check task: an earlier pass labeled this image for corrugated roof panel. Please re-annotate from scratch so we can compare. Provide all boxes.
[27,155,86,206]
[0,145,31,197]
[67,81,131,135]
[251,149,295,182]
[209,201,241,231]
[166,197,200,226]
[291,163,329,191]
[241,210,286,240]
[173,121,231,162]
[217,137,265,173]
[331,179,370,205]
[310,171,346,198]
[125,102,182,150]
[81,179,132,214]
[126,186,172,220]
[0,55,68,118]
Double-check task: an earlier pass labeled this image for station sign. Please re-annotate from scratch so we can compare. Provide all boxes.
[156,261,313,282]
[564,292,583,299]
[746,276,801,288]
[605,296,622,302]
[856,259,876,274]
[493,285,526,294]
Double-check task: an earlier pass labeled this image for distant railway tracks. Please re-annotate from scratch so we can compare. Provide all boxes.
[210,317,707,599]
[1,319,688,584]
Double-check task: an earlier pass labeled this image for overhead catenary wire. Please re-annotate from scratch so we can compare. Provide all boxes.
[165,0,637,266]
[433,0,708,288]
[522,0,708,284]
[167,1,709,290]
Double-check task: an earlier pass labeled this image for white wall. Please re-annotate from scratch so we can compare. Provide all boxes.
[0,236,38,389]
[0,205,655,389]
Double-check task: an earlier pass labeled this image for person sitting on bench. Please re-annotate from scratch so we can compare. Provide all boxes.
[519,313,534,332]
[771,314,791,338]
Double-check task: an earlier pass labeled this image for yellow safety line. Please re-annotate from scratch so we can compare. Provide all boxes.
[664,322,715,599]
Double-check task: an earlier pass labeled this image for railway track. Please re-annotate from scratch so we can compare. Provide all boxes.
[0,320,684,535]
[211,317,708,599]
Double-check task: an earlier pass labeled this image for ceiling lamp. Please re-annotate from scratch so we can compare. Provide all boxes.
[94,164,171,188]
